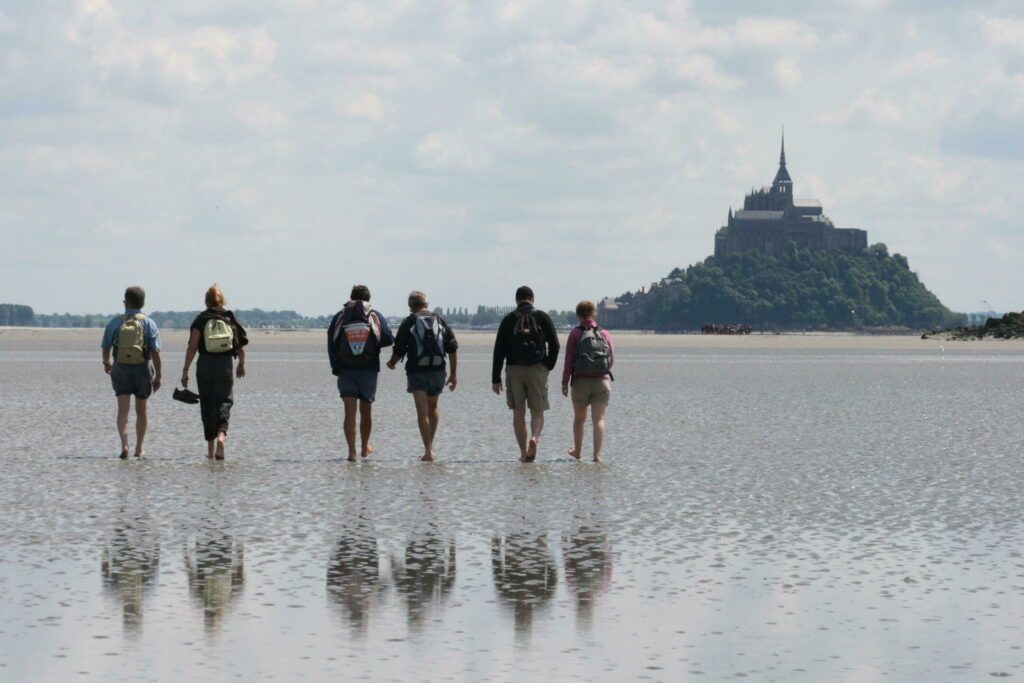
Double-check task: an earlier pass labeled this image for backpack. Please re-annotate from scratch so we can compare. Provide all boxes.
[203,316,235,354]
[511,310,546,365]
[411,315,446,368]
[574,325,612,377]
[333,301,381,368]
[114,314,147,365]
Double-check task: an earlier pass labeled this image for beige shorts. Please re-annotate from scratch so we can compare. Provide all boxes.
[571,376,611,406]
[505,364,550,412]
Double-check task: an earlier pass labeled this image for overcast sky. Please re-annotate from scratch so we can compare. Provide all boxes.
[1,0,1022,316]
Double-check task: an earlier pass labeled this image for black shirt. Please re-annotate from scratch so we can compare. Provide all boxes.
[491,302,560,384]
[190,308,249,356]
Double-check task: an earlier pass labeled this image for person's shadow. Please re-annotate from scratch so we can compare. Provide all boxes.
[491,532,558,643]
[391,529,456,634]
[101,507,161,637]
[326,524,385,638]
[184,531,244,634]
[562,525,612,631]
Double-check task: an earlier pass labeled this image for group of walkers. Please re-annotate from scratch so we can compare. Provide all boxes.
[101,284,614,463]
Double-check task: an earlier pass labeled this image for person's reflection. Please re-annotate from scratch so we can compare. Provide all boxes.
[491,532,558,641]
[326,525,384,637]
[391,530,456,633]
[101,509,160,637]
[562,526,612,630]
[184,531,244,633]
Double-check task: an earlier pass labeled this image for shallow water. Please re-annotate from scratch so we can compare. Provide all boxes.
[1,334,1023,681]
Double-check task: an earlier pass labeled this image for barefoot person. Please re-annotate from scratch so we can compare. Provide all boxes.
[386,291,458,461]
[491,286,560,462]
[101,286,163,459]
[181,285,249,460]
[328,285,394,462]
[561,300,614,462]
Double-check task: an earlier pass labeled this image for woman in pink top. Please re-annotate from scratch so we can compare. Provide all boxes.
[561,300,614,462]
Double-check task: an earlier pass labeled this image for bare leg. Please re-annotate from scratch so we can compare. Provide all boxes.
[116,395,131,458]
[591,402,607,462]
[512,407,528,461]
[207,439,216,460]
[526,410,544,461]
[568,402,587,460]
[134,398,147,457]
[359,401,373,458]
[427,396,440,454]
[342,397,358,461]
[215,431,227,460]
[413,391,434,461]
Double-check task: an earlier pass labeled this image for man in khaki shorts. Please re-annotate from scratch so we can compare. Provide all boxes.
[491,286,560,462]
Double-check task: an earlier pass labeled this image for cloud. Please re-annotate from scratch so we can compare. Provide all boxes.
[235,100,287,131]
[729,18,818,50]
[339,93,385,122]
[886,50,948,79]
[941,111,1024,160]
[981,17,1024,51]
[772,57,802,90]
[817,88,904,127]
[415,132,489,170]
[671,54,741,90]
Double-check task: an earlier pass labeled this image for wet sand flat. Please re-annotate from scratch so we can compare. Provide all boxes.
[1,329,1022,681]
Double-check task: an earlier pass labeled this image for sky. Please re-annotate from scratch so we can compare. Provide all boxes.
[1,0,1022,316]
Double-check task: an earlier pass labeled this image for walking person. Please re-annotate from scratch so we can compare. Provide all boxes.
[491,286,560,462]
[386,291,458,461]
[328,284,394,462]
[181,285,249,460]
[561,300,614,462]
[101,286,163,459]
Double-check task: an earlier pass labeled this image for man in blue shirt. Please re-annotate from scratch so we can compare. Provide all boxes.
[101,286,162,459]
[328,285,394,461]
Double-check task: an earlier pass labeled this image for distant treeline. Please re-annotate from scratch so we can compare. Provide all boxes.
[0,304,580,329]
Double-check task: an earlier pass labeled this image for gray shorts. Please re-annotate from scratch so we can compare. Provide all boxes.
[406,369,446,397]
[111,362,153,399]
[337,369,379,403]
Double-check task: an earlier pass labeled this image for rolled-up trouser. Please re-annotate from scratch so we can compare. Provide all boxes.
[197,354,234,441]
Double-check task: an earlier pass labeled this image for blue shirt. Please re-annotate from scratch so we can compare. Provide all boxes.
[101,309,162,352]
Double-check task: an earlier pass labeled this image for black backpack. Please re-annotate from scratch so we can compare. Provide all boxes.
[511,310,546,365]
[573,325,612,377]
[333,301,381,369]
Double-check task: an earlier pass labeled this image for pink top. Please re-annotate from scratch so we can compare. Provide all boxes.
[562,318,615,385]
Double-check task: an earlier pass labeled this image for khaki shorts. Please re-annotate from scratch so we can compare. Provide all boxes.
[505,364,550,412]
[571,376,611,407]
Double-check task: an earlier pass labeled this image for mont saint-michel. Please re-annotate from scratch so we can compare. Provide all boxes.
[600,137,958,332]
[714,136,867,259]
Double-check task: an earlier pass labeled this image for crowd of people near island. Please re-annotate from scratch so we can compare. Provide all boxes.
[100,285,615,464]
[700,323,752,335]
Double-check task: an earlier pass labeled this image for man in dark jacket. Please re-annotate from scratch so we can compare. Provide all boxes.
[328,285,394,461]
[491,286,560,462]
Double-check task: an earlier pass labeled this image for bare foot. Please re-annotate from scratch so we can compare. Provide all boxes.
[420,453,435,462]
[362,443,375,457]
[119,447,129,460]
[524,437,538,462]
[215,440,225,461]
[593,454,602,463]
[567,447,581,460]
[134,450,145,458]
[347,453,358,462]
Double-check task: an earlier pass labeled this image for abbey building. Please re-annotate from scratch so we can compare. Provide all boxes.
[713,136,867,258]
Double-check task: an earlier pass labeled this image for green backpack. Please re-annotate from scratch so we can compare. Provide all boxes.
[114,314,147,365]
[203,317,235,354]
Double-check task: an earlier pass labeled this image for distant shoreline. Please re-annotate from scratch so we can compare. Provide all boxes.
[5,326,1024,351]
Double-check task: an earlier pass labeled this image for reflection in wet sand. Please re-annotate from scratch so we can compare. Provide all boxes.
[101,508,160,637]
[326,524,385,637]
[562,526,612,630]
[392,529,456,633]
[491,532,557,642]
[184,532,244,633]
